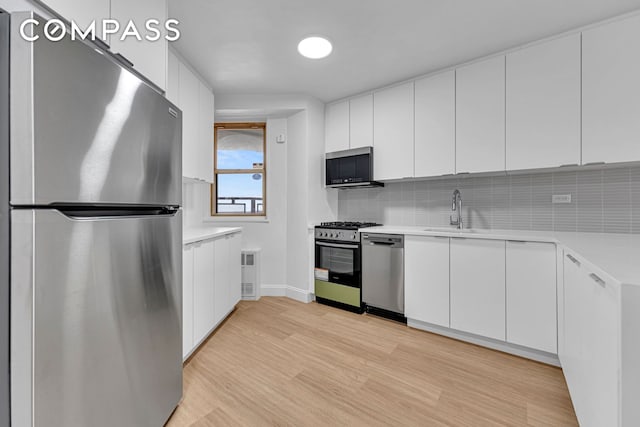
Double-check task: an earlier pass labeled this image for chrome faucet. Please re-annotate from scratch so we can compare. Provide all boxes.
[450,189,463,229]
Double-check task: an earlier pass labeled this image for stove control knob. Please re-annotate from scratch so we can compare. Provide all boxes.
[352,234,357,239]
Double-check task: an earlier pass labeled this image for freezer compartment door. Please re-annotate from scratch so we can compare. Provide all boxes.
[10,12,181,207]
[11,209,182,427]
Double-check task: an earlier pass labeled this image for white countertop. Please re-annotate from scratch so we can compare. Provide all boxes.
[183,227,242,245]
[360,226,640,286]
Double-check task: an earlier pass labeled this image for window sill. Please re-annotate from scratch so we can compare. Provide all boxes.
[203,216,270,224]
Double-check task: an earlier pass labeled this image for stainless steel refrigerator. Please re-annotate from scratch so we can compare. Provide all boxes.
[1,11,183,427]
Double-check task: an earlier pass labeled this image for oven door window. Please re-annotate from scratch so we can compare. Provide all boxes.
[315,243,360,287]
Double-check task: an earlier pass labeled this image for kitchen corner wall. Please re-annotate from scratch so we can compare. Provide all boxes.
[338,165,640,234]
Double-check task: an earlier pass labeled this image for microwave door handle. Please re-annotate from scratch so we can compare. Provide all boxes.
[315,241,359,250]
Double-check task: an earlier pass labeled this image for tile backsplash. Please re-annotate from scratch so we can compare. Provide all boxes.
[338,166,640,234]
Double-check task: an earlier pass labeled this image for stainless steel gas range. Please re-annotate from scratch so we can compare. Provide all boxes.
[314,221,381,313]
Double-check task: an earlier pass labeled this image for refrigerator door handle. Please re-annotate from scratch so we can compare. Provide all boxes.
[53,206,180,219]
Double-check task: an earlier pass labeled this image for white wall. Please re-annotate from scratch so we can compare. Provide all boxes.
[182,118,289,287]
[207,94,338,300]
[285,111,309,294]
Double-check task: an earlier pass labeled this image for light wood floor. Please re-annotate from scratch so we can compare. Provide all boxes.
[167,297,578,426]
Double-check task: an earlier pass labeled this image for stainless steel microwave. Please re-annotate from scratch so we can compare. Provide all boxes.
[325,147,383,188]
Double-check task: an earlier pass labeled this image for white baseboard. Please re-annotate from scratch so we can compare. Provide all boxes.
[407,319,560,367]
[260,284,287,297]
[286,287,313,303]
[260,284,313,303]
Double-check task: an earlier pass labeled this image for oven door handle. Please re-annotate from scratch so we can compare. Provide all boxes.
[315,241,359,250]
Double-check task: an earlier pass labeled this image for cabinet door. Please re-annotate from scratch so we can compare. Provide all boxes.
[583,14,640,164]
[456,56,505,174]
[198,83,215,183]
[590,271,619,427]
[182,244,194,358]
[110,0,168,90]
[405,236,450,327]
[414,71,455,177]
[44,0,109,40]
[373,82,415,180]
[214,237,230,324]
[349,94,373,149]
[506,241,557,353]
[193,240,215,344]
[228,233,242,308]
[166,49,180,106]
[450,238,506,340]
[563,253,619,427]
[325,101,349,153]
[179,63,200,180]
[506,34,581,170]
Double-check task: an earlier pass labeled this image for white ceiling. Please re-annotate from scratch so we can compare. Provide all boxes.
[170,0,640,103]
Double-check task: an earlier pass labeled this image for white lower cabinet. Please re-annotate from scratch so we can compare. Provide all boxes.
[214,237,230,324]
[193,239,216,344]
[450,238,506,341]
[228,233,242,307]
[506,241,557,353]
[563,252,619,427]
[182,244,194,359]
[183,232,242,359]
[405,235,450,327]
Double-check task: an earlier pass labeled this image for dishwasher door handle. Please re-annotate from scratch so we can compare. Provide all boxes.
[367,241,396,246]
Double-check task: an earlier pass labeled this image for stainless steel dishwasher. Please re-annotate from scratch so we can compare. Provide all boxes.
[361,233,405,322]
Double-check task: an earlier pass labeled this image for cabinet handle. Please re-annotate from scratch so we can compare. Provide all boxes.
[431,235,449,239]
[559,163,578,168]
[507,240,527,243]
[589,273,606,287]
[584,161,606,166]
[566,254,581,266]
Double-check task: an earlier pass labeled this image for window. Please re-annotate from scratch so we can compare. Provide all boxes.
[211,122,266,216]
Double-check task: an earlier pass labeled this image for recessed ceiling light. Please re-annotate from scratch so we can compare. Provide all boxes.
[297,36,333,59]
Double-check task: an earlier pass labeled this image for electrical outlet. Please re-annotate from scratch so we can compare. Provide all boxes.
[552,194,572,204]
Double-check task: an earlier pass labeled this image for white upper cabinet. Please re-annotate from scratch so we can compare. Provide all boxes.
[325,101,350,153]
[166,49,180,106]
[110,0,168,90]
[450,238,506,341]
[179,62,200,180]
[349,94,374,149]
[405,236,450,327]
[173,56,214,182]
[373,82,415,180]
[198,83,215,183]
[455,56,506,174]
[583,14,640,165]
[506,34,581,170]
[44,0,110,40]
[506,241,557,353]
[414,71,455,177]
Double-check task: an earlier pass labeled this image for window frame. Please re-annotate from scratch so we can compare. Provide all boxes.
[211,122,267,217]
